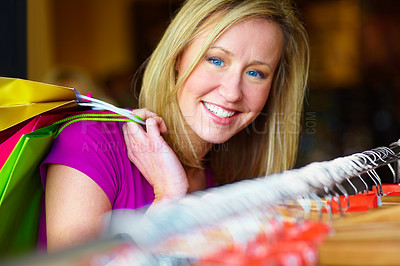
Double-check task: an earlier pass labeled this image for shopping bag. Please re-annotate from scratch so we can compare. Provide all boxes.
[0,77,143,133]
[0,77,78,131]
[0,77,78,132]
[0,114,64,169]
[0,77,80,170]
[0,77,145,257]
[0,124,59,257]
[0,77,80,257]
[0,116,144,258]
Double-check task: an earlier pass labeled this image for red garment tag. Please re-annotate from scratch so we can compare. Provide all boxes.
[200,221,330,265]
[372,184,400,195]
[326,193,378,213]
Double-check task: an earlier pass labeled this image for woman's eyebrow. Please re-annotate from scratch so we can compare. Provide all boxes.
[253,60,272,70]
[210,46,234,56]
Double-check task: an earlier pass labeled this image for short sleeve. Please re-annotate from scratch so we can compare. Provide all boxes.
[40,120,128,204]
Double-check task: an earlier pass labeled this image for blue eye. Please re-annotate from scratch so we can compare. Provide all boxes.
[247,70,265,79]
[208,57,224,67]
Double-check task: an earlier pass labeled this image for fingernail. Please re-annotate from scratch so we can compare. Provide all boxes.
[146,118,156,125]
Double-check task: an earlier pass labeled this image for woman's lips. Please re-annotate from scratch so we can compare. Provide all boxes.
[202,101,239,125]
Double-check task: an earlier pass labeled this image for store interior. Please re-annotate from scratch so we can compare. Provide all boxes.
[1,0,400,264]
[11,0,400,168]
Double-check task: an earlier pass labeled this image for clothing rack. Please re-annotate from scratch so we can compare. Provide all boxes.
[107,140,400,236]
[100,139,400,264]
[6,140,400,265]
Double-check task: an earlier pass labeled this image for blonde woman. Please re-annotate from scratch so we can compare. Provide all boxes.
[41,0,309,251]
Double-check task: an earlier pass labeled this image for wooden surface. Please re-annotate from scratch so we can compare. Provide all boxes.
[318,197,400,265]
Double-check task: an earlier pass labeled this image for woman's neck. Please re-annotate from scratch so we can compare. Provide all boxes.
[186,167,207,193]
[192,140,212,159]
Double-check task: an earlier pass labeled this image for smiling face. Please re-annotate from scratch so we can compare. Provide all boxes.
[177,17,283,148]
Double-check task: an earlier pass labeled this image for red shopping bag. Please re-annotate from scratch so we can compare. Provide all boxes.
[0,114,66,169]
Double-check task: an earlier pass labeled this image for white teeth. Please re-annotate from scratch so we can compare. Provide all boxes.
[204,102,235,118]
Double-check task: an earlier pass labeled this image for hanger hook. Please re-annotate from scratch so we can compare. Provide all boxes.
[358,175,369,194]
[310,192,324,221]
[323,186,334,223]
[370,169,383,196]
[366,171,382,196]
[335,183,350,210]
[346,178,358,195]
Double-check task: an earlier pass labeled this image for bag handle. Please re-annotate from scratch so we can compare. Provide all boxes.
[53,112,144,138]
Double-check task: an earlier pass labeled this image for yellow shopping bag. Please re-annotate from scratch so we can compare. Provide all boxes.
[0,77,78,131]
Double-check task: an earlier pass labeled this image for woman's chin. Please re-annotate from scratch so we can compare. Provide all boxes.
[199,133,232,145]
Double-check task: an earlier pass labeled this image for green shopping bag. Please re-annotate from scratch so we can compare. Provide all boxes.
[0,112,142,258]
[0,124,59,258]
[0,77,144,258]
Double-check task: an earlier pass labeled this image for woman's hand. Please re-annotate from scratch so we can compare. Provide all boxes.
[122,109,188,202]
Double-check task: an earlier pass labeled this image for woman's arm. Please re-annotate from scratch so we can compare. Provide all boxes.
[45,163,112,252]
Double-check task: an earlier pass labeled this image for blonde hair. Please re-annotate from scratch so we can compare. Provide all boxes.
[139,0,309,184]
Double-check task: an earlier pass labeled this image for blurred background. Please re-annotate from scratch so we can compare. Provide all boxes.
[1,0,400,167]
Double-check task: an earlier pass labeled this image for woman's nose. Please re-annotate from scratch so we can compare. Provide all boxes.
[218,72,243,102]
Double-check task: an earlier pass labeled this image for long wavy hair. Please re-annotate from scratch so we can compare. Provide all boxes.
[139,0,309,185]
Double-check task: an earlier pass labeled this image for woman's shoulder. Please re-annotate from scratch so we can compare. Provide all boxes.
[58,118,123,139]
[41,119,144,207]
[51,119,127,166]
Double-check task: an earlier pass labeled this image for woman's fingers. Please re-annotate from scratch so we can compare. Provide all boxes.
[122,110,188,202]
[146,118,161,139]
[122,123,139,162]
[131,108,158,121]
[124,121,146,141]
[131,108,167,134]
[123,118,165,159]
[152,117,167,133]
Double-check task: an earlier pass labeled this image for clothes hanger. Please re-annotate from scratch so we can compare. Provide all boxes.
[317,146,400,265]
[99,142,400,265]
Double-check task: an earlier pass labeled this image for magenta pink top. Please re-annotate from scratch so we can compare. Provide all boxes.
[38,120,215,249]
